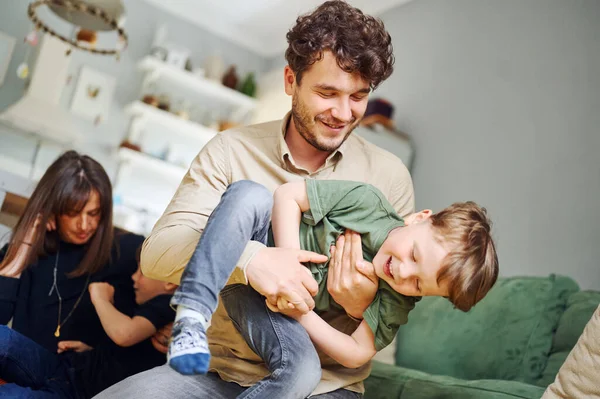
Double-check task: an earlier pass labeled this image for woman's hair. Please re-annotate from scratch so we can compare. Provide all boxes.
[0,150,114,277]
[285,0,394,90]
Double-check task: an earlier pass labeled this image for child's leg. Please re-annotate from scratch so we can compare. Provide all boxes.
[0,326,76,398]
[169,180,273,375]
[221,284,322,399]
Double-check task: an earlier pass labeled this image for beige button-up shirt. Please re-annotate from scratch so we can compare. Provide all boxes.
[141,113,415,395]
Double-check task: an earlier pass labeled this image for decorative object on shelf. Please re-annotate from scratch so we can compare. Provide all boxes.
[222,65,238,90]
[0,32,16,86]
[149,46,168,61]
[70,66,116,123]
[164,45,190,70]
[119,140,141,152]
[218,120,239,132]
[142,94,159,108]
[26,0,128,59]
[239,72,257,98]
[157,94,170,112]
[204,54,225,82]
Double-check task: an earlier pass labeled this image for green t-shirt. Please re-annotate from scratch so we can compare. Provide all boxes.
[269,180,419,351]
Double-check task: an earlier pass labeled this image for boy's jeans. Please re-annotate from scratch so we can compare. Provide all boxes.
[171,180,322,399]
[0,325,79,398]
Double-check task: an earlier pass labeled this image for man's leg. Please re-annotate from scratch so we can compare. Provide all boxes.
[93,365,245,399]
[312,389,363,398]
[221,284,322,399]
[169,180,273,374]
[0,326,76,398]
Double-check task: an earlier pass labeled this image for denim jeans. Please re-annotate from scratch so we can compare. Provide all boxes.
[169,181,360,399]
[0,325,79,398]
[93,366,363,399]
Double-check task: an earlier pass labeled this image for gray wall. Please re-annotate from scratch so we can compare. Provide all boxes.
[0,0,268,175]
[376,0,600,289]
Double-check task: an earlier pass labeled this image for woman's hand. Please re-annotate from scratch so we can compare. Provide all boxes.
[57,340,93,354]
[327,229,378,320]
[88,282,115,305]
[151,322,172,354]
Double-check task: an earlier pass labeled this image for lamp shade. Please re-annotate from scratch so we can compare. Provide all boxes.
[49,0,125,31]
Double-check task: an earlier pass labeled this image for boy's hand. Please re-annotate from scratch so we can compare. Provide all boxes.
[89,282,115,304]
[151,322,172,354]
[328,230,378,320]
[265,297,304,320]
[57,340,93,353]
[247,247,326,314]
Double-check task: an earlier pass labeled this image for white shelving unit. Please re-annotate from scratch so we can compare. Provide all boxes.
[115,55,257,235]
[124,100,217,144]
[117,147,187,179]
[138,56,257,119]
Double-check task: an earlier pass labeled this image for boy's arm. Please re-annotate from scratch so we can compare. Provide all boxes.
[294,310,377,368]
[271,181,310,249]
[89,282,157,347]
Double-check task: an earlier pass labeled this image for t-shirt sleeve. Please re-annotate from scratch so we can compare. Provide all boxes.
[135,294,175,329]
[363,282,419,351]
[303,180,403,249]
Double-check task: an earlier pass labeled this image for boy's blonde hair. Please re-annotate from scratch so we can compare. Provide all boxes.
[431,201,498,312]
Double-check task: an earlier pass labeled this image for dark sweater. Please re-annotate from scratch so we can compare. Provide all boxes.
[0,231,144,352]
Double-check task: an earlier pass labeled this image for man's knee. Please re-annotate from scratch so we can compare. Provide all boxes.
[226,180,273,216]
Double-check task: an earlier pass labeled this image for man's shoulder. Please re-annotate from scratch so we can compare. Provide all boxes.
[220,119,283,141]
[346,134,407,168]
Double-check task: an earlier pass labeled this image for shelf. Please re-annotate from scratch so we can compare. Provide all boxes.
[138,56,257,113]
[125,101,217,143]
[117,147,187,179]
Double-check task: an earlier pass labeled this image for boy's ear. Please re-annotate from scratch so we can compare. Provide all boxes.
[404,209,433,225]
[164,282,178,294]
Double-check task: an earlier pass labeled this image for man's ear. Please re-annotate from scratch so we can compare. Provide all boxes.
[284,65,296,96]
[164,282,178,294]
[404,209,433,225]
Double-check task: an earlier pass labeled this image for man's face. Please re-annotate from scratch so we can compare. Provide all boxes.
[285,51,371,152]
[372,211,451,298]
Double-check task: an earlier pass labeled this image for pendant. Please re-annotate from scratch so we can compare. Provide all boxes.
[54,326,60,337]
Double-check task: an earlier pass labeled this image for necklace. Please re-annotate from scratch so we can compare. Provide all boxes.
[48,247,92,338]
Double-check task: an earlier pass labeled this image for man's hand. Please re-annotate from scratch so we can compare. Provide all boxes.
[246,247,327,314]
[328,230,378,320]
[151,322,172,354]
[88,282,115,305]
[57,340,93,354]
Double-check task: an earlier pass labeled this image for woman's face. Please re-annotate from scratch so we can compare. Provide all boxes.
[57,190,102,245]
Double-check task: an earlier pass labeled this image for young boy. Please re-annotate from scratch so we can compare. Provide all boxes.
[168,180,498,397]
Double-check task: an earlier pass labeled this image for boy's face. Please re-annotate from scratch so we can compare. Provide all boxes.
[132,267,167,305]
[373,211,450,297]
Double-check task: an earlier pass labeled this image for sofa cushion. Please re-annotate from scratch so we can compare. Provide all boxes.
[395,275,579,384]
[536,290,600,386]
[365,361,546,399]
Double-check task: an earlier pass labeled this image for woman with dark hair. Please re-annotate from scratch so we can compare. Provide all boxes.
[0,150,164,397]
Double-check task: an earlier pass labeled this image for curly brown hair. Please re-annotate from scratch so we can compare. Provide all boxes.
[285,0,394,90]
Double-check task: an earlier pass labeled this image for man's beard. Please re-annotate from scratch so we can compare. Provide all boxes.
[291,95,360,152]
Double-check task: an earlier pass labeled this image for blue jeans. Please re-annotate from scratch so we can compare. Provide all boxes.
[0,325,79,398]
[170,181,359,399]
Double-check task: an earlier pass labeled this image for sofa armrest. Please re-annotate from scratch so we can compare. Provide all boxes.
[365,361,546,399]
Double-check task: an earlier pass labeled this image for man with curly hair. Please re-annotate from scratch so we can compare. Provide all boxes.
[95,2,413,398]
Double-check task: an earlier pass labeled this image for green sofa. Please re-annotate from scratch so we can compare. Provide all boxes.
[364,275,600,399]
